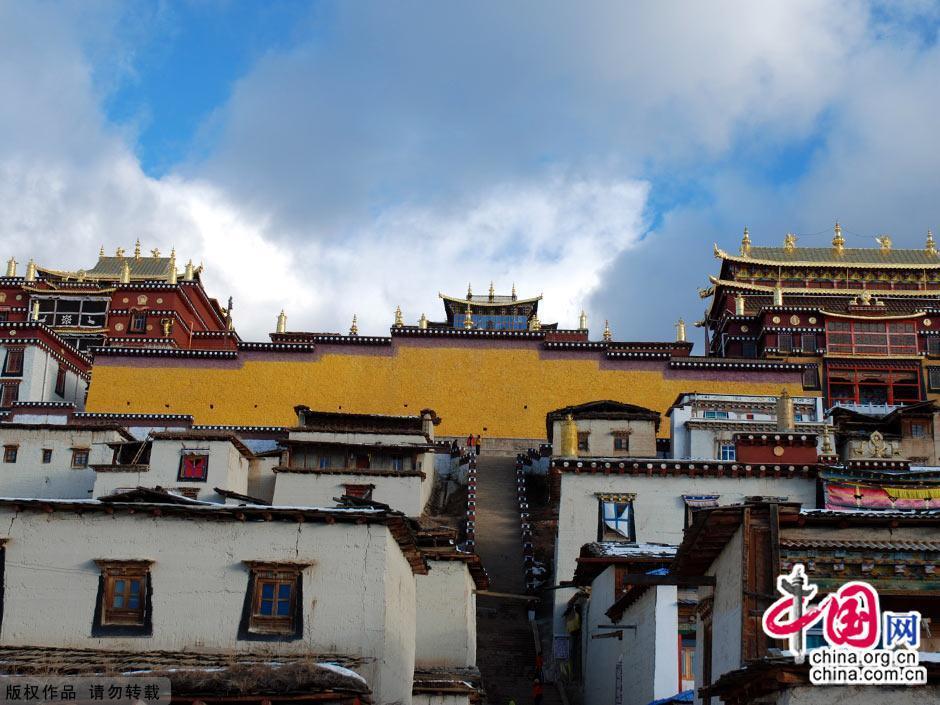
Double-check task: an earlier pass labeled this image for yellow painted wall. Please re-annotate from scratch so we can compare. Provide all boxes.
[86,343,814,439]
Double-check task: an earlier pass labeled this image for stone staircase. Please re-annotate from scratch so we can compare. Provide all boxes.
[474,454,562,705]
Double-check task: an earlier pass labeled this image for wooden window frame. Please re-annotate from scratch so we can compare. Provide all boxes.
[238,561,310,641]
[41,449,52,464]
[2,348,24,376]
[596,493,636,542]
[827,364,922,405]
[928,367,940,393]
[177,453,209,482]
[3,445,17,464]
[71,448,89,468]
[129,312,148,334]
[577,431,590,452]
[343,483,374,500]
[0,382,19,409]
[92,560,152,636]
[54,365,66,397]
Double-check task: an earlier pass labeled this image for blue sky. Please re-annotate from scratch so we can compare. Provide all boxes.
[2,1,940,340]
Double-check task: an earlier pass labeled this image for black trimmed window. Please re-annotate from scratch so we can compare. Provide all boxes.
[777,333,793,353]
[54,366,66,397]
[129,312,147,333]
[3,446,17,463]
[35,297,108,328]
[178,453,209,481]
[928,368,940,392]
[41,449,52,464]
[92,560,153,636]
[802,365,821,391]
[928,337,940,356]
[612,431,630,452]
[0,382,18,409]
[801,333,817,353]
[238,562,308,641]
[2,348,23,376]
[577,432,589,452]
[597,494,635,541]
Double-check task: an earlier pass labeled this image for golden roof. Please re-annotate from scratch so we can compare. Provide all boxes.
[714,244,940,269]
[438,292,541,307]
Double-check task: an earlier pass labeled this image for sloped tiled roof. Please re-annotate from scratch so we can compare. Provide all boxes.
[718,245,940,268]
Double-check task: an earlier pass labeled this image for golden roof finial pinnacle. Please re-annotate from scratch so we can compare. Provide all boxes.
[488,281,495,302]
[119,260,130,284]
[134,239,141,260]
[276,310,287,334]
[99,245,105,258]
[349,314,359,336]
[578,309,588,330]
[603,319,612,342]
[876,234,892,253]
[394,305,404,327]
[740,226,751,256]
[511,282,517,301]
[115,246,125,258]
[167,248,177,284]
[150,248,161,258]
[773,283,784,307]
[183,259,194,281]
[675,318,687,343]
[5,257,16,278]
[25,259,37,282]
[783,233,797,253]
[928,229,937,256]
[463,303,474,329]
[833,222,845,254]
[418,312,428,329]
[467,283,472,300]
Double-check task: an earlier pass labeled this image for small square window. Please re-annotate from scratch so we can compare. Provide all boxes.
[240,562,307,640]
[93,560,151,635]
[598,495,635,541]
[703,410,729,419]
[719,443,736,461]
[577,432,590,452]
[129,312,147,333]
[911,422,927,438]
[741,341,757,358]
[41,449,52,464]
[928,338,940,356]
[391,456,404,471]
[71,448,89,468]
[178,454,209,482]
[777,334,793,353]
[318,456,330,469]
[2,348,23,376]
[801,334,818,353]
[3,445,17,463]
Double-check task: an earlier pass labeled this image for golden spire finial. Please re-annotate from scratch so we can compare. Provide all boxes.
[276,310,287,334]
[832,222,845,254]
[927,229,937,256]
[134,239,141,260]
[418,313,428,329]
[528,313,540,331]
[735,292,745,315]
[578,309,588,330]
[876,234,892,253]
[488,281,495,302]
[675,318,687,342]
[25,259,37,282]
[30,300,40,321]
[466,282,473,300]
[394,305,404,327]
[99,245,105,258]
[167,250,177,284]
[821,426,834,455]
[183,260,194,281]
[560,413,579,457]
[463,303,474,329]
[150,248,161,258]
[773,283,784,307]
[349,314,359,336]
[740,226,751,256]
[5,257,16,278]
[115,246,125,258]
[603,319,612,342]
[119,260,131,284]
[511,282,517,301]
[783,233,797,253]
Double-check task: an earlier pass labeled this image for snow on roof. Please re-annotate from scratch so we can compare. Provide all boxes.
[592,542,678,558]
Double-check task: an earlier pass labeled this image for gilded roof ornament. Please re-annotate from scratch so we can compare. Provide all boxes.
[349,314,359,336]
[927,229,937,256]
[603,320,612,342]
[463,304,474,329]
[30,301,40,321]
[99,245,105,258]
[821,426,834,455]
[735,293,745,315]
[488,281,495,302]
[832,222,845,254]
[675,318,686,342]
[466,283,472,300]
[119,260,130,284]
[167,251,177,285]
[511,282,517,301]
[5,257,16,278]
[151,248,161,258]
[25,259,37,282]
[394,305,404,327]
[578,309,588,330]
[783,233,797,253]
[418,313,428,329]
[698,285,714,299]
[740,226,751,256]
[115,247,125,258]
[528,313,540,331]
[560,414,579,457]
[876,235,892,253]
[183,260,194,281]
[134,239,142,260]
[773,283,784,307]
[276,310,287,334]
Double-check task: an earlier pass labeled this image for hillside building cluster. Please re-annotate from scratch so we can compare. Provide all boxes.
[0,232,937,704]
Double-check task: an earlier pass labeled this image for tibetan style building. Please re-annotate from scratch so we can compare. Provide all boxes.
[436,283,556,332]
[707,226,940,409]
[1,242,234,353]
